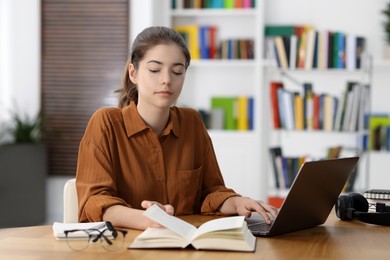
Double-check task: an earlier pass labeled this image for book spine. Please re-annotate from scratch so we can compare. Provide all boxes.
[269,147,282,189]
[237,96,249,131]
[270,81,284,129]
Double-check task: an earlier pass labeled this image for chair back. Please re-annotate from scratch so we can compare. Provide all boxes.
[63,178,78,223]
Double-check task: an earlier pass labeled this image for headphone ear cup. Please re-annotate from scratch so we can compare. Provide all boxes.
[349,193,369,213]
[336,195,352,220]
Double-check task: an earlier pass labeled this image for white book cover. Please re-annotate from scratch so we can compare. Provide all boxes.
[346,34,357,71]
[53,221,107,240]
[289,35,298,69]
[304,29,316,70]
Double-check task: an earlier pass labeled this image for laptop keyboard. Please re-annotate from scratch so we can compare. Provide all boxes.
[247,221,273,233]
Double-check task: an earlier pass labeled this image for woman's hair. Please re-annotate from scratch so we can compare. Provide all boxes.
[117,26,191,108]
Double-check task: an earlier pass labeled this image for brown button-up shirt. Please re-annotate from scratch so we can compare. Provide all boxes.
[76,102,239,222]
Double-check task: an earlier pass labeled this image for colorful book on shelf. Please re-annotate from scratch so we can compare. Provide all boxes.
[200,26,210,59]
[338,90,348,131]
[369,114,390,150]
[303,83,313,130]
[345,34,357,70]
[312,93,320,130]
[348,83,364,132]
[129,204,256,252]
[289,34,298,69]
[237,96,249,131]
[269,147,307,190]
[265,25,298,37]
[327,31,334,68]
[342,82,360,131]
[323,94,335,131]
[333,90,345,131]
[336,82,352,131]
[273,36,289,69]
[280,89,295,130]
[211,97,237,130]
[247,97,254,130]
[318,94,325,130]
[332,32,346,69]
[355,36,366,69]
[210,0,224,8]
[263,27,367,70]
[357,85,370,131]
[304,28,316,70]
[270,81,284,129]
[264,25,305,68]
[268,196,285,208]
[224,0,235,8]
[294,92,304,130]
[242,0,253,8]
[326,146,342,159]
[174,25,200,60]
[269,147,284,189]
[312,31,319,69]
[297,26,313,69]
[208,26,217,59]
[317,30,329,70]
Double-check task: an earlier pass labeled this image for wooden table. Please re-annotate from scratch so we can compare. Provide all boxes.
[0,213,389,259]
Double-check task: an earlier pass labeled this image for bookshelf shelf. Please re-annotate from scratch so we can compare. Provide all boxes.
[271,129,365,135]
[208,130,257,139]
[171,9,257,17]
[190,59,257,67]
[276,68,368,75]
[373,59,390,67]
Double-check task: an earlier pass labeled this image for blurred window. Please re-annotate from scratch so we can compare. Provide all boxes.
[41,0,129,175]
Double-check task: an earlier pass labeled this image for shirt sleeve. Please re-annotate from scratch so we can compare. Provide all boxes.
[197,119,241,215]
[76,110,130,222]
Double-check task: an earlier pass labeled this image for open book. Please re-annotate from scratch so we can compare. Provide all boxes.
[129,204,256,252]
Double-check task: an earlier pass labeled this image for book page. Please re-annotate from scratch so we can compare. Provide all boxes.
[194,216,245,239]
[129,227,189,248]
[144,204,197,242]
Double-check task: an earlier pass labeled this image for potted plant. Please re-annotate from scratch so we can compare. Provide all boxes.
[382,2,390,59]
[0,110,47,227]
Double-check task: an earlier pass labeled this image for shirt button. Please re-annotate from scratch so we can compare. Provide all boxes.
[155,148,159,152]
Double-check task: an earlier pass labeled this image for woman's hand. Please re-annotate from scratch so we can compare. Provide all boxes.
[219,196,278,224]
[103,201,174,230]
[141,200,174,215]
[141,200,175,228]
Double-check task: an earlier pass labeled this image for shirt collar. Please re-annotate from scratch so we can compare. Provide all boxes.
[122,101,180,138]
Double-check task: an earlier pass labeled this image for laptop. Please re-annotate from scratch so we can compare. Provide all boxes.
[246,156,359,237]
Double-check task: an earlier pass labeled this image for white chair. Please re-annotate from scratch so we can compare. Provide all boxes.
[63,178,78,223]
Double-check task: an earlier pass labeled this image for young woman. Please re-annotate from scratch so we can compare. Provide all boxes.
[76,26,277,230]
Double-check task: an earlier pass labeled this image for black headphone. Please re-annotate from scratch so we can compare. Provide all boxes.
[335,193,390,226]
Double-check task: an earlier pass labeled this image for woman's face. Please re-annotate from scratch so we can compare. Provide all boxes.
[129,43,187,110]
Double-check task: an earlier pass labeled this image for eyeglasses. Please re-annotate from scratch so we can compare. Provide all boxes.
[64,221,128,251]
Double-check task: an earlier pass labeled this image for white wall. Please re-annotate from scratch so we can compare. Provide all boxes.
[0,0,41,122]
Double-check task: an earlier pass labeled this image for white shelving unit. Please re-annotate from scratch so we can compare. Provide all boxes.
[157,0,390,201]
[162,1,267,199]
[265,67,371,195]
[261,0,389,200]
[367,60,390,189]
